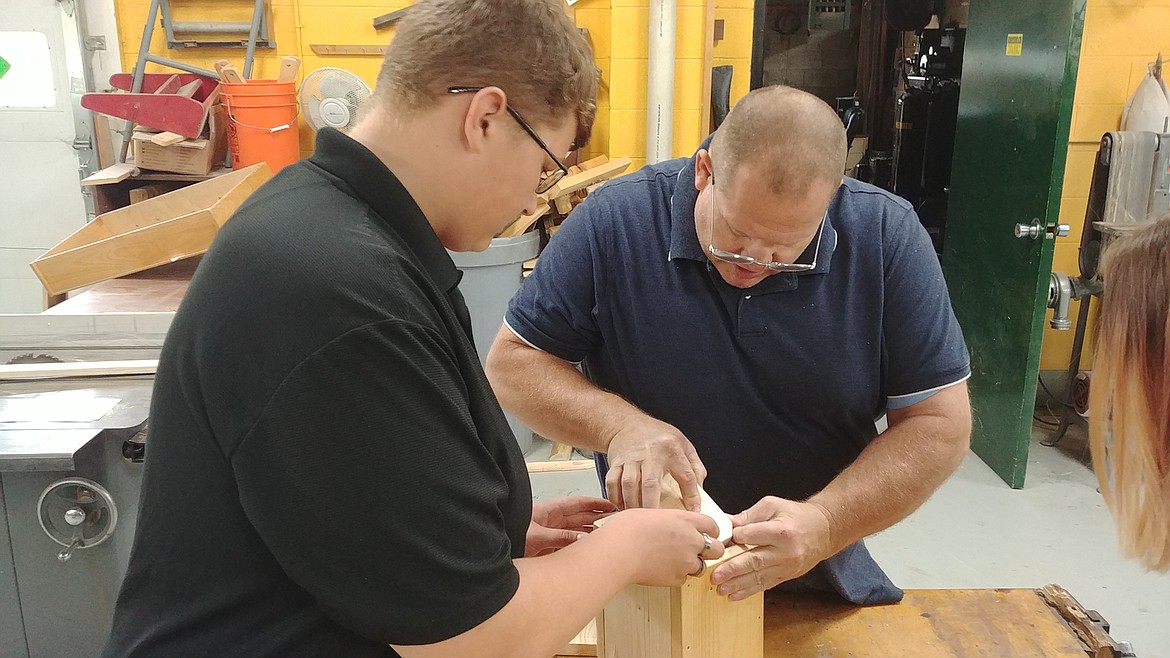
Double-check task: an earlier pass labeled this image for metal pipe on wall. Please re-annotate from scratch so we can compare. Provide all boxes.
[647,0,676,164]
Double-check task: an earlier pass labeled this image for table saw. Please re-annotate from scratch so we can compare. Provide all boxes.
[0,316,165,658]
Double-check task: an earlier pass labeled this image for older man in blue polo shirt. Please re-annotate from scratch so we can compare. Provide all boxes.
[486,85,972,604]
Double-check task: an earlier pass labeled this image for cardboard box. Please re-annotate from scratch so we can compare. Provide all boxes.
[30,164,271,295]
[132,104,227,176]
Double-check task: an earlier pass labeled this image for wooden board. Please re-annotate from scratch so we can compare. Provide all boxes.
[0,359,158,381]
[526,459,594,474]
[372,6,412,30]
[81,163,139,186]
[547,157,631,199]
[309,44,388,56]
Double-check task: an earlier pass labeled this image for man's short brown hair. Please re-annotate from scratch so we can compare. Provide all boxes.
[377,0,598,149]
[709,86,846,198]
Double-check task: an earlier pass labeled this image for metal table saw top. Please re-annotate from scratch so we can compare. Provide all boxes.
[0,319,163,473]
[0,377,152,472]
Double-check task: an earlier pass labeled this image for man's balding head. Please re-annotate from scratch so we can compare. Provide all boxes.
[709,86,846,198]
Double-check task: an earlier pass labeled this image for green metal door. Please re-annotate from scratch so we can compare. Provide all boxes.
[943,0,1085,488]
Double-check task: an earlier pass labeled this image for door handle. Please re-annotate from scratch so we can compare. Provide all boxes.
[1014,220,1042,239]
[1015,220,1071,240]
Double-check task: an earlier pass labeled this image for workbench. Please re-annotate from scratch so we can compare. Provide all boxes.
[557,586,1124,657]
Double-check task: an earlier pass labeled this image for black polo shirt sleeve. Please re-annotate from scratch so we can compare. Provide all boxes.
[881,208,971,400]
[505,199,607,363]
[229,319,520,646]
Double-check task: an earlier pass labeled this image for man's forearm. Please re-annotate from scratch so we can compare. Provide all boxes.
[807,383,971,555]
[485,325,639,453]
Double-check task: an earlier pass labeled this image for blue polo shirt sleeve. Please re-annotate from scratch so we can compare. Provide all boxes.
[882,208,971,408]
[505,198,608,363]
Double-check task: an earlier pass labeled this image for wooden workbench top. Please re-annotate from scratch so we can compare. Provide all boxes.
[42,257,198,314]
[558,587,1104,657]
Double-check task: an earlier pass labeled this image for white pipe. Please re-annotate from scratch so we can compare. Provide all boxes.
[646,0,676,164]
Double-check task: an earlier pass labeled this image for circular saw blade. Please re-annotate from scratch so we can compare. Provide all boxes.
[7,353,65,365]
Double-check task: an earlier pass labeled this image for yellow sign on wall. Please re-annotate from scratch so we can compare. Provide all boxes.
[1006,33,1023,57]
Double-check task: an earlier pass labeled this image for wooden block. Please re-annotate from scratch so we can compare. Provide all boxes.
[80,163,139,186]
[277,56,300,83]
[568,165,583,176]
[548,441,575,461]
[214,60,244,84]
[128,184,169,204]
[309,44,388,56]
[554,194,574,216]
[556,620,598,656]
[31,164,271,295]
[149,131,185,147]
[598,544,763,658]
[0,359,158,381]
[91,113,115,170]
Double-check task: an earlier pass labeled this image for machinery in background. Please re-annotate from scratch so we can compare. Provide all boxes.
[1044,130,1170,443]
[892,28,965,254]
[0,325,162,658]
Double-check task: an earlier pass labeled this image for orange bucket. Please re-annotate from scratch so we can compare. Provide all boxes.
[223,101,300,173]
[221,79,300,173]
[219,79,295,96]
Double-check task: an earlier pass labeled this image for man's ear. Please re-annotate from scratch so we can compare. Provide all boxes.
[461,86,508,154]
[694,148,714,191]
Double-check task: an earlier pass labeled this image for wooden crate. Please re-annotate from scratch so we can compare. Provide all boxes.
[31,163,271,296]
[131,104,228,176]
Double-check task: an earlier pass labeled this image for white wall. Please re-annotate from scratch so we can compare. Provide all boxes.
[0,0,120,313]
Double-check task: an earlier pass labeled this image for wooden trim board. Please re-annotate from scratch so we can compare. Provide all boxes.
[0,359,158,381]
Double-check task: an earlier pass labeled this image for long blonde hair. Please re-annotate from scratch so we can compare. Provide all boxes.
[1090,212,1170,571]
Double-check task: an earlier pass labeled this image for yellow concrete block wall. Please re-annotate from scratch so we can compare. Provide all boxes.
[596,0,753,168]
[1040,0,1170,370]
[117,0,753,169]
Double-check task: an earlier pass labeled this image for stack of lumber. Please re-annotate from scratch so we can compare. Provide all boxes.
[497,154,631,277]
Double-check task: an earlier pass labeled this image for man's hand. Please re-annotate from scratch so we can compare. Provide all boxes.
[604,415,707,512]
[710,496,834,601]
[525,496,618,557]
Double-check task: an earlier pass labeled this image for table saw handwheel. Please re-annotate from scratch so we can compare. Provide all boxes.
[36,478,118,562]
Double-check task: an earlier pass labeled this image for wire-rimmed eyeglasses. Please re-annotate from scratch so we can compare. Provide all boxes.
[706,183,824,273]
[448,86,570,194]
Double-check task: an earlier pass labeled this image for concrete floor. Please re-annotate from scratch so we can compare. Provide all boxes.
[526,422,1170,656]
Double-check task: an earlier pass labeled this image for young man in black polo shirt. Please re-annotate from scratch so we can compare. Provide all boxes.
[102,2,723,656]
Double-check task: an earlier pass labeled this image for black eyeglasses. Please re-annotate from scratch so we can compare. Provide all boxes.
[448,86,570,194]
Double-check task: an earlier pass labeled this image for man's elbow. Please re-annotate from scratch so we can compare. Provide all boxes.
[484,325,519,396]
[944,396,973,465]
